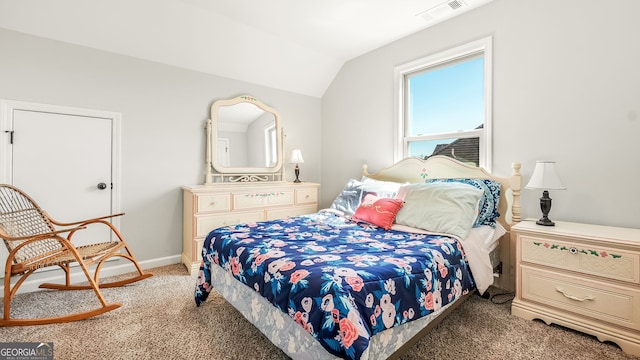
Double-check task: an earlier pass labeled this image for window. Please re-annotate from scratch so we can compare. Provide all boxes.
[394,37,492,170]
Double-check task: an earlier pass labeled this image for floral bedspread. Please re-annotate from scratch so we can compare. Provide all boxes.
[194,211,475,360]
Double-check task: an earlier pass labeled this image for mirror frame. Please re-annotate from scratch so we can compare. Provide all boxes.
[205,95,283,183]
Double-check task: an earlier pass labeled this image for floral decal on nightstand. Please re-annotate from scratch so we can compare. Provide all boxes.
[532,242,622,259]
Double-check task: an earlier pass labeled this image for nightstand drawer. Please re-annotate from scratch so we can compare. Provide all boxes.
[520,235,640,284]
[521,266,640,328]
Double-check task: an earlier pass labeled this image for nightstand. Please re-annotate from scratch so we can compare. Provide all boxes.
[511,220,640,356]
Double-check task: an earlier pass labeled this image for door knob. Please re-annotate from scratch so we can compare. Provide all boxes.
[97,182,108,190]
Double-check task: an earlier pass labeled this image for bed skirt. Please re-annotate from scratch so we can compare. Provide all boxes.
[205,262,466,360]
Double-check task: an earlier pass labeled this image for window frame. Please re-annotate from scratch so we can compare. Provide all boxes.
[393,36,493,171]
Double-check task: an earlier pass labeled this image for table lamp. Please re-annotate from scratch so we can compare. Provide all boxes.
[289,149,304,183]
[525,160,566,226]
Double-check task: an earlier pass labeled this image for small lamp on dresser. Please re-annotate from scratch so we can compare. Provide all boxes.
[525,160,566,226]
[289,149,304,183]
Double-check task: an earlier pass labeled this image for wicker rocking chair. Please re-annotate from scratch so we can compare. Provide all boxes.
[0,184,153,326]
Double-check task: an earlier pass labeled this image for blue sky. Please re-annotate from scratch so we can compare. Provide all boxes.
[407,56,484,157]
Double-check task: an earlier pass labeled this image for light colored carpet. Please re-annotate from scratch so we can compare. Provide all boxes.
[0,264,637,360]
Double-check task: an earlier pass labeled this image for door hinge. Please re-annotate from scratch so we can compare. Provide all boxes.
[4,130,14,144]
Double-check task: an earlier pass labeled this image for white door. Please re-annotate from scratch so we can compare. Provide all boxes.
[0,100,121,270]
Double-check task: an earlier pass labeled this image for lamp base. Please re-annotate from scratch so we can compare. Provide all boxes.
[536,190,555,226]
[293,165,301,183]
[536,217,555,226]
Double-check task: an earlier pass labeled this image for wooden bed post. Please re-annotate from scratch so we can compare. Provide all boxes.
[499,161,522,292]
[510,162,522,224]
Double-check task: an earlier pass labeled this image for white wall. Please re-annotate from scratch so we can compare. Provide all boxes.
[3,0,639,275]
[0,28,322,264]
[321,0,640,229]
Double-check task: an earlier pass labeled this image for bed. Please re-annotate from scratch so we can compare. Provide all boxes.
[194,156,522,360]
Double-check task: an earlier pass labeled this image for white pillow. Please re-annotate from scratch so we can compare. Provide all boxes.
[360,176,405,198]
[395,182,483,240]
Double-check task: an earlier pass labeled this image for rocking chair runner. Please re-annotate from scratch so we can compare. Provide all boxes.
[0,184,153,326]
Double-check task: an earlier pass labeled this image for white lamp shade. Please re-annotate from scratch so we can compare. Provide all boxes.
[289,149,304,164]
[525,161,566,190]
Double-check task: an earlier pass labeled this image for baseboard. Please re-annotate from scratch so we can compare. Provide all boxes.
[1,254,182,295]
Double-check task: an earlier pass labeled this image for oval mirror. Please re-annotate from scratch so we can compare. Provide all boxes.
[206,96,283,182]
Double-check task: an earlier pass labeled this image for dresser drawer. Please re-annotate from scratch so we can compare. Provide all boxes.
[521,265,640,329]
[233,191,294,210]
[196,193,231,213]
[520,234,640,284]
[267,204,318,221]
[296,188,318,204]
[195,211,264,237]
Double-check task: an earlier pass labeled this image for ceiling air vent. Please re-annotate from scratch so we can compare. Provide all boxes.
[417,0,468,22]
[449,0,464,10]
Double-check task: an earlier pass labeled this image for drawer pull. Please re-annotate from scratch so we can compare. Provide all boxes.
[556,287,595,302]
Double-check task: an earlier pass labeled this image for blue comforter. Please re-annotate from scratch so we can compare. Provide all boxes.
[195,211,474,359]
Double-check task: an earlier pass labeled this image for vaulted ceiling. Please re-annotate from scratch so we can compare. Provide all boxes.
[0,0,493,97]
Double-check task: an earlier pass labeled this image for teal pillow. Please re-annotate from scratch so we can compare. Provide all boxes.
[395,182,483,240]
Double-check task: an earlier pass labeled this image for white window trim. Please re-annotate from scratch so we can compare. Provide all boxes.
[393,36,493,171]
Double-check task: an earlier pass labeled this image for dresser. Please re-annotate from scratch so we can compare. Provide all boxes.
[182,182,319,275]
[511,220,640,356]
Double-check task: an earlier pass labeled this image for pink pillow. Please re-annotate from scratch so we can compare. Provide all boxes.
[353,194,404,230]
